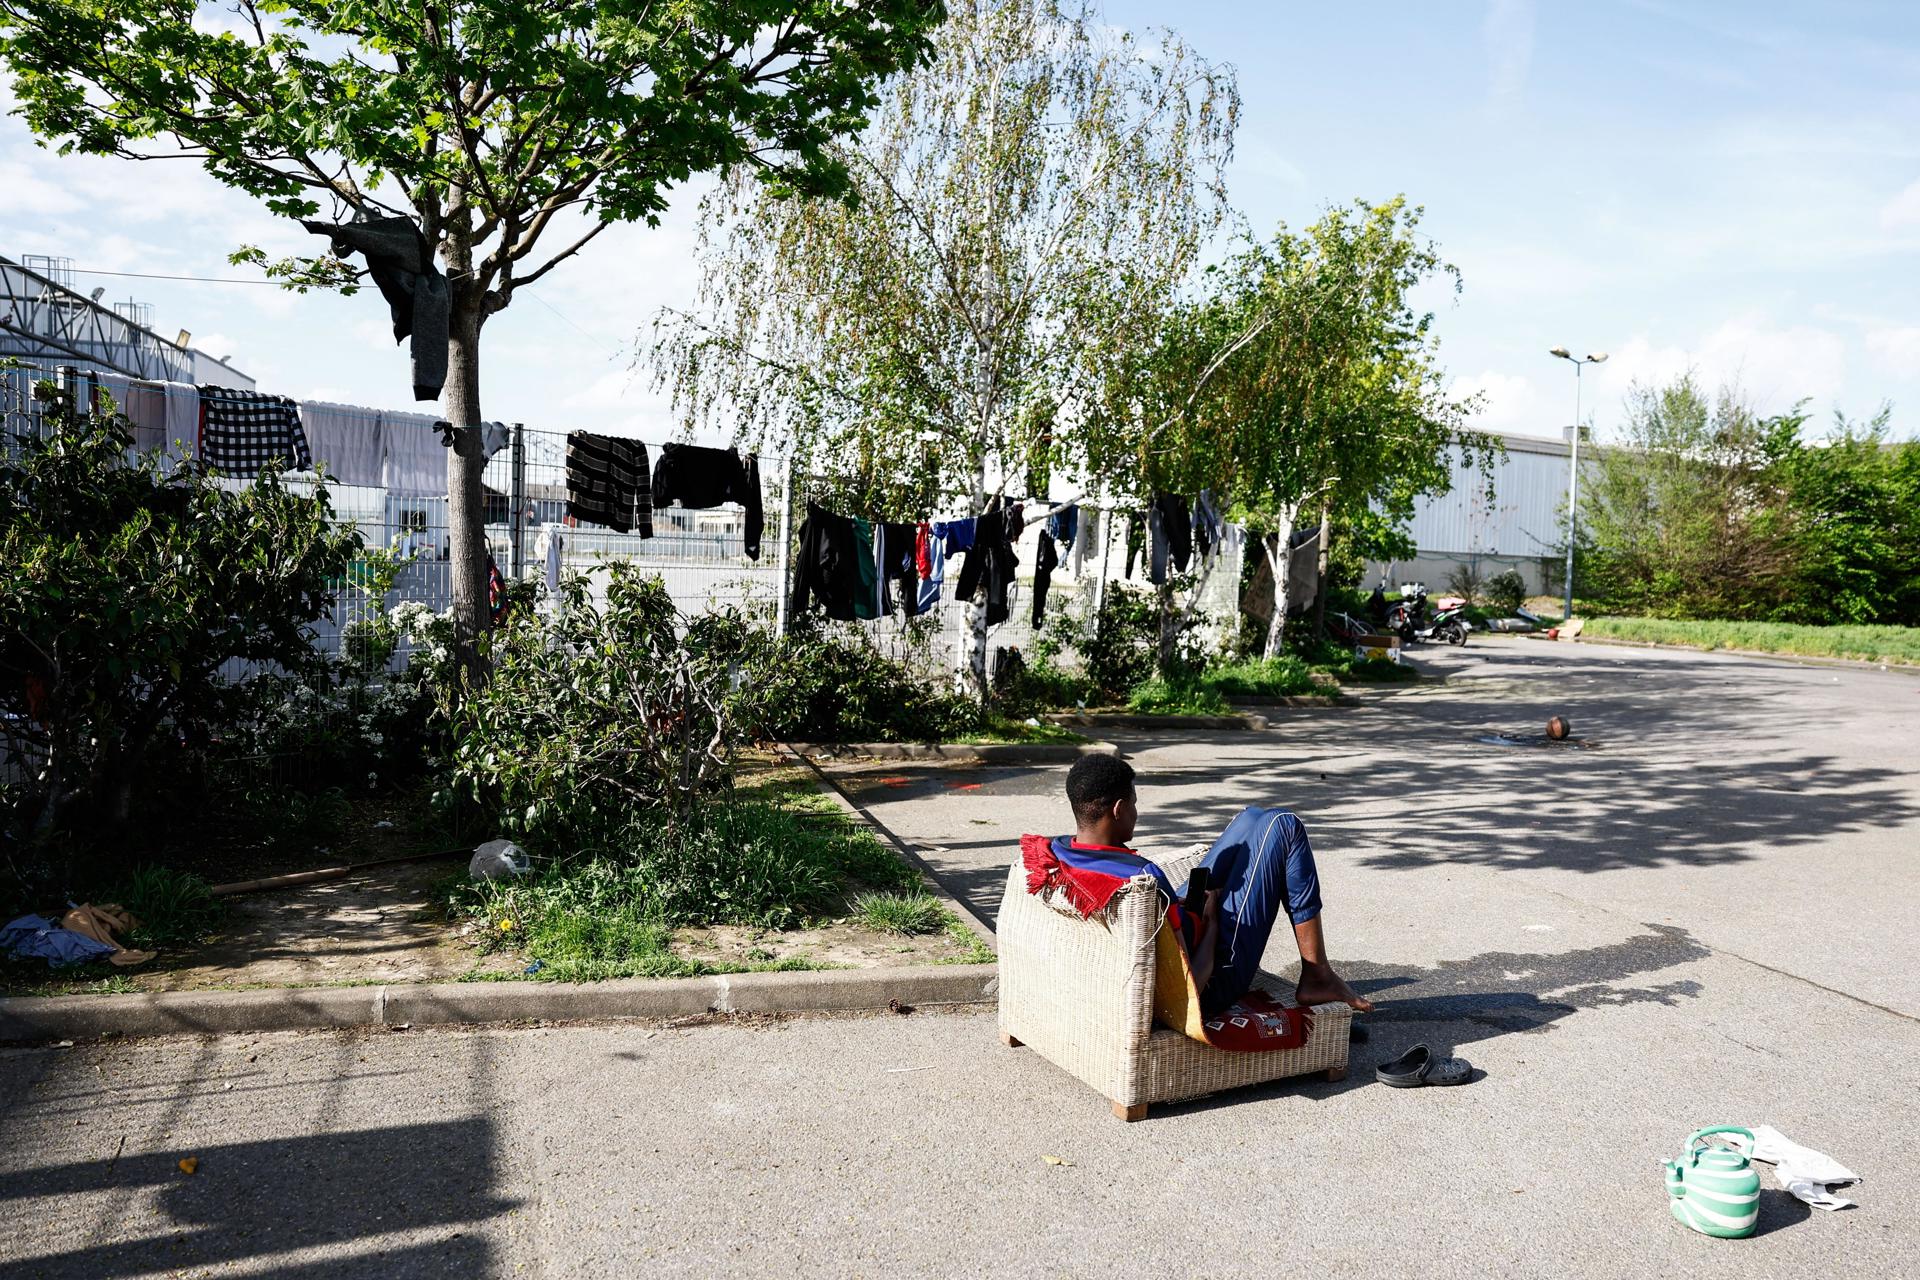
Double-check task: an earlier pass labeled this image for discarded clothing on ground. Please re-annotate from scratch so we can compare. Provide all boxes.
[0,913,118,969]
[59,903,156,968]
[790,503,871,622]
[1725,1125,1860,1211]
[197,386,311,477]
[303,215,450,400]
[565,431,654,535]
[650,443,763,559]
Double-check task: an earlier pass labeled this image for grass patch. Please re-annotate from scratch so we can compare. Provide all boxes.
[956,718,1090,745]
[852,891,947,935]
[1578,616,1920,665]
[1125,656,1334,715]
[447,794,931,979]
[938,917,996,965]
[114,866,226,948]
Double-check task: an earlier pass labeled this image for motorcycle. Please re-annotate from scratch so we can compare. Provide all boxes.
[1387,586,1471,646]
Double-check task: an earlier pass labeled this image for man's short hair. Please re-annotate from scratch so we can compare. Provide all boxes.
[1066,753,1135,826]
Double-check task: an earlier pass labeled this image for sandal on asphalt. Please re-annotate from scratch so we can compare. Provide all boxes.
[1374,1043,1471,1087]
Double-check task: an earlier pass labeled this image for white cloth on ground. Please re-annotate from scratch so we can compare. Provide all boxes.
[381,409,445,497]
[299,400,384,486]
[1724,1125,1859,1211]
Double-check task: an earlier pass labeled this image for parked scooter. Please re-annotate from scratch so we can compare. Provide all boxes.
[1388,585,1471,645]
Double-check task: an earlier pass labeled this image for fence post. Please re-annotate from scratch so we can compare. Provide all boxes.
[509,422,526,580]
[774,456,796,638]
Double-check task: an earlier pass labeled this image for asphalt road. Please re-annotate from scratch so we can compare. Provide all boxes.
[2,638,1916,1278]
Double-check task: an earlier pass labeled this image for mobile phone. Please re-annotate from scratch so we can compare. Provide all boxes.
[1183,866,1211,916]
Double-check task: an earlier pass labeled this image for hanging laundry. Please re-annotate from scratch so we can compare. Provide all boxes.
[789,502,869,622]
[650,443,764,559]
[161,381,200,462]
[381,410,446,498]
[915,522,936,581]
[916,525,945,614]
[955,509,1019,626]
[565,431,653,535]
[1032,529,1060,627]
[198,386,311,477]
[303,215,450,400]
[1046,503,1078,554]
[1192,491,1224,561]
[1147,493,1193,583]
[851,517,881,619]
[1124,509,1145,580]
[877,521,929,618]
[299,401,384,486]
[935,516,977,556]
[1005,502,1026,541]
[537,523,567,597]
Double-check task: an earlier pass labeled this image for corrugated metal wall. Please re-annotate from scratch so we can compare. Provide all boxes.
[1402,437,1569,557]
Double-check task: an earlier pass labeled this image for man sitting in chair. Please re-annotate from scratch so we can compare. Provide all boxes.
[1034,753,1373,1017]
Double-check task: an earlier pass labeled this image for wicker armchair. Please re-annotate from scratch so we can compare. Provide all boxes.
[997,844,1351,1121]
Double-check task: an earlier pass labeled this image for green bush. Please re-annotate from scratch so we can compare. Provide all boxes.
[0,396,360,877]
[728,619,981,744]
[441,565,739,854]
[1485,570,1528,613]
[1126,675,1228,715]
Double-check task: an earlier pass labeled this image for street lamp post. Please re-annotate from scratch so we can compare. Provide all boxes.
[1549,346,1607,622]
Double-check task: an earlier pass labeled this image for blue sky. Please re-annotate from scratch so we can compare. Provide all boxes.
[5,0,1919,443]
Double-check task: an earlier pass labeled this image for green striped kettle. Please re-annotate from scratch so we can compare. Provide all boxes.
[1663,1126,1761,1238]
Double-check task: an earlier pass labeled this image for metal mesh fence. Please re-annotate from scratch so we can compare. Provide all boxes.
[2,356,1249,697]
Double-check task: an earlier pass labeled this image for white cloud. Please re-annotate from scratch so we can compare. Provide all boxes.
[1879,177,1920,229]
[1587,314,1848,426]
[1483,0,1535,109]
[1865,326,1920,377]
[1450,370,1561,438]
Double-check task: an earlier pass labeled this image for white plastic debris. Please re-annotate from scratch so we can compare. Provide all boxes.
[468,838,531,882]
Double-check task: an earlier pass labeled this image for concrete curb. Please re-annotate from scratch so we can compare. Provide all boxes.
[0,964,1000,1043]
[1042,712,1270,731]
[789,739,1116,763]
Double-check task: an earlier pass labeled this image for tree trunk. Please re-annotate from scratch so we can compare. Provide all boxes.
[444,304,491,678]
[1155,574,1178,674]
[1310,502,1332,638]
[1261,506,1299,659]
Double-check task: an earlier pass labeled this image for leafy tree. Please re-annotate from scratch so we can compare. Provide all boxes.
[1140,199,1490,657]
[1577,375,1795,619]
[655,0,1238,694]
[0,0,946,668]
[1767,407,1920,625]
[0,388,359,870]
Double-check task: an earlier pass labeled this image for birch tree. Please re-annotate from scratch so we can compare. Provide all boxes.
[0,0,944,671]
[1172,199,1491,656]
[654,0,1238,695]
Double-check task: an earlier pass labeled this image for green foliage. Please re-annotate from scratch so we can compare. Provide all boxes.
[1125,655,1324,715]
[1579,617,1920,665]
[1578,379,1920,625]
[1041,583,1198,702]
[1485,570,1529,613]
[851,891,947,936]
[1125,676,1228,716]
[448,795,929,977]
[114,866,225,948]
[728,619,982,744]
[440,566,737,852]
[0,401,360,869]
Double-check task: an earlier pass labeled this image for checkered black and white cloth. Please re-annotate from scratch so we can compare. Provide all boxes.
[198,387,312,477]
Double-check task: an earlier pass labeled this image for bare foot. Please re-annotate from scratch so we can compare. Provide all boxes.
[1295,964,1375,1013]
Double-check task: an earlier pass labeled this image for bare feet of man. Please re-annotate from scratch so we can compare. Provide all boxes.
[1295,962,1375,1012]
